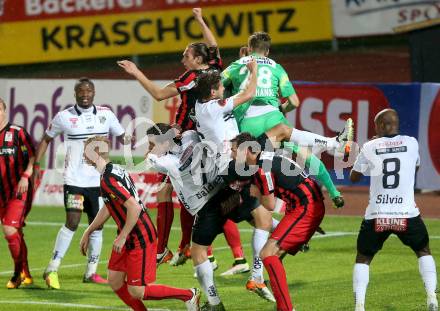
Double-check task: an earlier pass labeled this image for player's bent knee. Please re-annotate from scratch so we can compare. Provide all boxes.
[416,246,431,258]
[108,271,125,291]
[252,206,272,231]
[128,285,145,300]
[260,240,278,259]
[355,252,373,265]
[2,225,18,236]
[191,243,208,265]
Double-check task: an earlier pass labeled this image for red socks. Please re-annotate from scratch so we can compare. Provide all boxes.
[156,201,174,254]
[178,204,194,250]
[5,232,22,273]
[263,255,293,311]
[20,232,30,276]
[223,220,244,259]
[115,283,147,311]
[144,284,193,301]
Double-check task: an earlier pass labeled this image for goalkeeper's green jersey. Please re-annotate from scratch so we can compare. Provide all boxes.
[221,54,295,122]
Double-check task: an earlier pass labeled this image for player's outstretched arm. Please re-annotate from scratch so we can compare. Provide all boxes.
[117,60,179,101]
[231,59,257,108]
[80,206,111,256]
[193,8,217,47]
[113,197,142,253]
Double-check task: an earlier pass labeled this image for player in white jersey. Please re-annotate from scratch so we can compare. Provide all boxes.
[146,122,278,310]
[350,109,438,311]
[32,78,128,289]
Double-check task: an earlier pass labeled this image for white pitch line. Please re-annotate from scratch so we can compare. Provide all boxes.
[0,301,179,311]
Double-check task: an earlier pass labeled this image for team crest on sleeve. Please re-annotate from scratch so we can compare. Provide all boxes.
[4,132,12,142]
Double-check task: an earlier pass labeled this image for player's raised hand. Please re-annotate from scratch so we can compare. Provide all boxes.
[192,8,203,22]
[239,46,249,58]
[79,231,90,256]
[332,196,344,209]
[117,60,140,76]
[246,58,257,72]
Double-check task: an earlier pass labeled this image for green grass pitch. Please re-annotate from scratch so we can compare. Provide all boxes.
[0,207,439,311]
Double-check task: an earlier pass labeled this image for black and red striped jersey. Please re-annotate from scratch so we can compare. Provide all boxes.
[253,152,323,210]
[0,123,35,207]
[174,46,223,131]
[100,162,157,249]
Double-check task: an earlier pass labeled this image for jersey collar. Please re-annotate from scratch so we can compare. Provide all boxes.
[74,104,97,116]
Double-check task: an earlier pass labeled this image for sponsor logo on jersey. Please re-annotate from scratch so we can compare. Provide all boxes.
[375,146,407,155]
[69,117,78,128]
[256,88,274,97]
[376,194,403,204]
[0,147,15,155]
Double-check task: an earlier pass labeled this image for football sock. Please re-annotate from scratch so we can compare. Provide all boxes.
[272,218,280,231]
[156,201,174,254]
[290,128,338,151]
[144,284,193,301]
[5,232,23,273]
[418,255,437,296]
[85,229,102,277]
[47,225,75,272]
[353,263,369,306]
[20,231,30,276]
[251,229,269,283]
[115,283,147,311]
[223,220,244,259]
[195,259,221,305]
[178,205,194,250]
[263,255,292,311]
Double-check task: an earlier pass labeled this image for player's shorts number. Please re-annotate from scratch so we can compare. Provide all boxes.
[382,158,400,189]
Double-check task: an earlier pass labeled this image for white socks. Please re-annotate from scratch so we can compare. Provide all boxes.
[353,263,369,307]
[290,128,338,152]
[251,229,270,283]
[195,260,221,305]
[419,255,438,296]
[47,225,75,272]
[85,229,103,277]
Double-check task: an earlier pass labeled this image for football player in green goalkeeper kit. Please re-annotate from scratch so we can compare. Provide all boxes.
[221,31,354,204]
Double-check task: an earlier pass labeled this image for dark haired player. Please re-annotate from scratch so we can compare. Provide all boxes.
[350,109,438,311]
[222,31,353,202]
[80,136,200,311]
[231,132,328,311]
[118,8,248,275]
[33,78,129,289]
[0,98,35,288]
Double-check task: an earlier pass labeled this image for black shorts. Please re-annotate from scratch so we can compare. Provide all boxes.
[357,215,429,257]
[64,185,101,220]
[192,186,259,246]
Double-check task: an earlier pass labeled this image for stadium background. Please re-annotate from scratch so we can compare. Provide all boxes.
[0,1,440,310]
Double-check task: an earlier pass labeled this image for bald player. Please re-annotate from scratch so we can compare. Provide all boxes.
[350,109,438,311]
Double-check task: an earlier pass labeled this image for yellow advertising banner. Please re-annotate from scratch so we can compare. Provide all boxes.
[0,1,332,65]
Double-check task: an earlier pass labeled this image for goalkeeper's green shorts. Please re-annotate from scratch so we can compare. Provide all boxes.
[238,110,291,137]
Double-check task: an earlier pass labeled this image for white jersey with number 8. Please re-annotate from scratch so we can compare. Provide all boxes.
[353,135,420,220]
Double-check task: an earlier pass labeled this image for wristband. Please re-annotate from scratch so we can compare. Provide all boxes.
[22,172,31,179]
